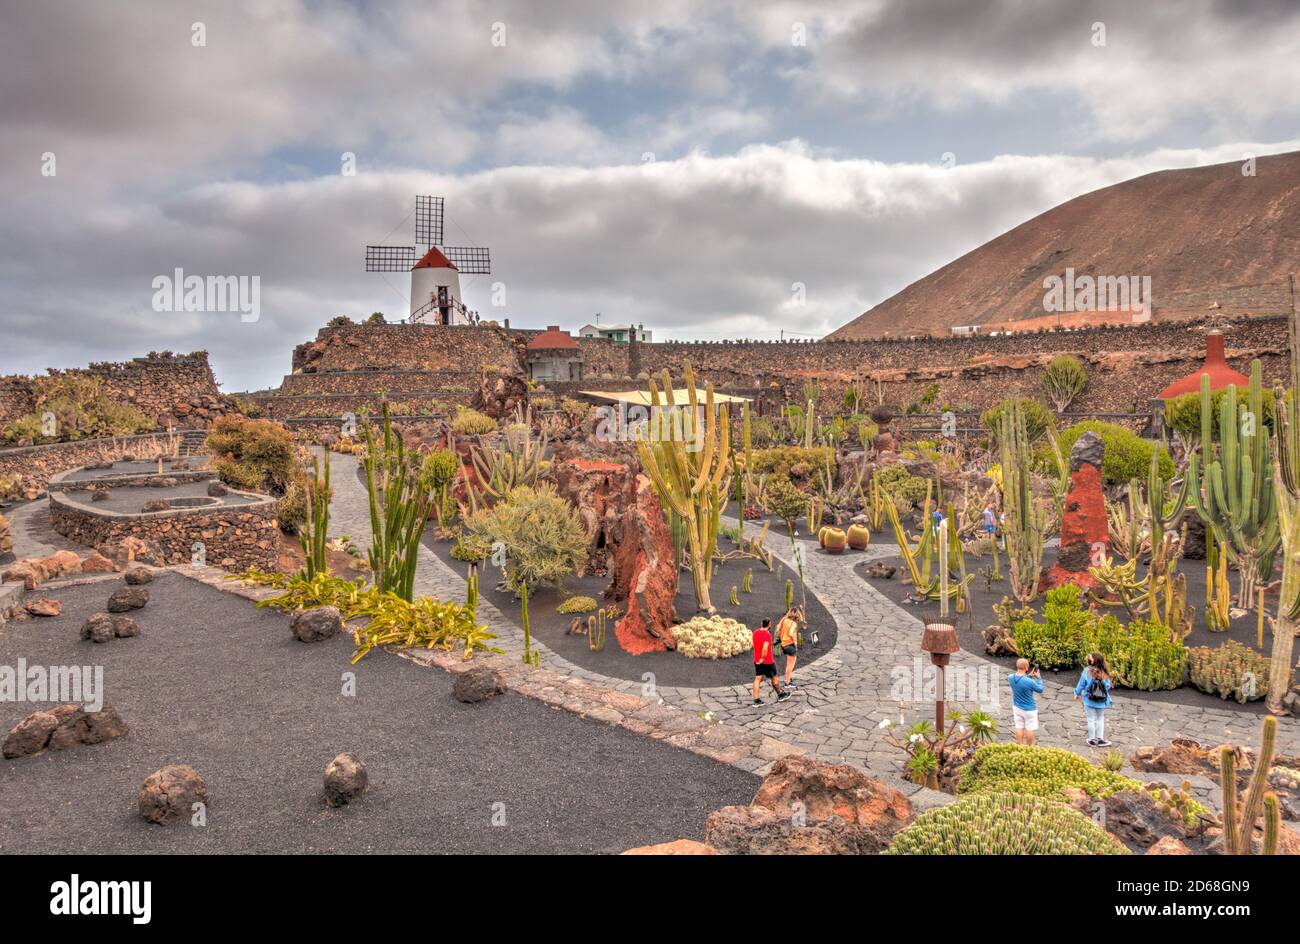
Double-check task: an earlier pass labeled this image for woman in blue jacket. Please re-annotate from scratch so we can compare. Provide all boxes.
[1073,651,1113,747]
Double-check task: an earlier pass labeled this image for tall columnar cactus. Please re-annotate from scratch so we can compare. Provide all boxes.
[1219,716,1281,855]
[1269,384,1300,711]
[635,361,730,614]
[362,401,430,602]
[998,399,1046,604]
[300,449,331,580]
[1188,363,1280,609]
[519,583,539,667]
[803,397,816,450]
[587,608,607,653]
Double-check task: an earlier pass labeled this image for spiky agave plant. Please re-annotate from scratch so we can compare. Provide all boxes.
[362,401,431,602]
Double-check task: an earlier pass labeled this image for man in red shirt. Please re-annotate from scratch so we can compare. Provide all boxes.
[752,618,791,706]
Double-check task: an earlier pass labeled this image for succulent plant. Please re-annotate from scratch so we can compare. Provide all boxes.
[672,615,751,659]
[885,793,1129,855]
[1188,639,1269,702]
[957,744,1143,800]
[846,523,870,550]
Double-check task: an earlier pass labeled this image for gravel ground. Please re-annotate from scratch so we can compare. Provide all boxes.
[0,572,758,854]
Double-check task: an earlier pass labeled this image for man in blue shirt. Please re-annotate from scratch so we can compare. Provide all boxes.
[1007,658,1044,745]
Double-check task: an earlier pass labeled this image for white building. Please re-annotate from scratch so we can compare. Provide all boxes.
[578,322,652,343]
[409,246,473,324]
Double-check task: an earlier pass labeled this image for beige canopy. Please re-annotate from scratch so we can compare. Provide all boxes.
[579,389,751,407]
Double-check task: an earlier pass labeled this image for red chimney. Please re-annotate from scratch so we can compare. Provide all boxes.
[1156,330,1250,399]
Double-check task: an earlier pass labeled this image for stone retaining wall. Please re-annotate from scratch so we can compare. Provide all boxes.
[49,490,278,571]
[265,316,1290,423]
[0,433,183,498]
[0,352,239,433]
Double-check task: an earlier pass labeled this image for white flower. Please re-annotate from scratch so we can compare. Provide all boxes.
[877,718,893,729]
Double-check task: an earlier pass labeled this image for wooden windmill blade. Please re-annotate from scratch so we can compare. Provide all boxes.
[441,246,491,274]
[414,195,444,247]
[365,245,416,271]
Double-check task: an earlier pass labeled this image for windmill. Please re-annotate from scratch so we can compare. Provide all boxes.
[365,195,492,324]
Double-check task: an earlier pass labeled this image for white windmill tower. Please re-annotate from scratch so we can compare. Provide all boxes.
[365,195,492,324]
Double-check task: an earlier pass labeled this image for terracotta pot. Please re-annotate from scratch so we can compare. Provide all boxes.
[846,523,871,550]
[822,527,847,554]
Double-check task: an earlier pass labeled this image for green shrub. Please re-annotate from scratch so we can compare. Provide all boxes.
[1,374,155,445]
[277,475,309,534]
[327,315,353,327]
[463,483,588,591]
[1187,639,1269,702]
[1163,385,1275,446]
[1011,584,1094,670]
[452,406,498,436]
[1092,616,1187,691]
[981,397,1055,446]
[885,792,1128,855]
[206,415,298,496]
[957,743,1142,800]
[1041,356,1088,411]
[366,311,386,324]
[871,465,930,507]
[556,595,599,614]
[1051,421,1173,486]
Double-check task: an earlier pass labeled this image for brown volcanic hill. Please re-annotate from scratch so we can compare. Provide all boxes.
[829,151,1300,340]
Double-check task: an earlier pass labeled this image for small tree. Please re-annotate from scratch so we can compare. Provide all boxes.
[1040,356,1088,412]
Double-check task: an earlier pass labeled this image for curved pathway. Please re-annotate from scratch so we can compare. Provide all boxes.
[323,450,1300,794]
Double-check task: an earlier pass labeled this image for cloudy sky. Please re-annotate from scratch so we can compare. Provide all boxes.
[2,0,1298,391]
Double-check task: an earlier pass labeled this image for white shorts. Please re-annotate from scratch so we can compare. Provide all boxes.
[1012,706,1039,731]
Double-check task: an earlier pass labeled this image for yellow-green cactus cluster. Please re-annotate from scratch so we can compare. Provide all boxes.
[1188,639,1270,703]
[673,616,751,659]
[885,793,1129,855]
[556,595,599,614]
[957,744,1142,800]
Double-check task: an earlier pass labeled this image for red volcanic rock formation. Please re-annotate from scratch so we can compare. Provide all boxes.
[606,474,678,655]
[550,457,638,575]
[1042,431,1108,593]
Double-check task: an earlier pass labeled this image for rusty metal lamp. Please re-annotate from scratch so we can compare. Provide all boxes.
[920,518,961,734]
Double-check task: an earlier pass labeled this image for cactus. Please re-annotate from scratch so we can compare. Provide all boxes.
[821,527,847,554]
[1219,716,1279,854]
[805,494,823,536]
[729,585,739,606]
[1188,364,1280,609]
[470,418,548,504]
[884,793,1128,856]
[1205,531,1232,632]
[998,398,1046,604]
[742,568,753,593]
[1188,640,1269,702]
[299,449,331,580]
[635,361,729,614]
[587,608,607,653]
[784,578,795,611]
[1269,383,1300,711]
[804,397,816,450]
[466,566,479,617]
[846,522,871,550]
[520,583,539,666]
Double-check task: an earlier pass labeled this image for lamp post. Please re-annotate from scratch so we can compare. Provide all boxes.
[920,517,960,734]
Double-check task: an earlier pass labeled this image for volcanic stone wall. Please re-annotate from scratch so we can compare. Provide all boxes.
[0,352,235,431]
[49,490,278,571]
[266,316,1290,422]
[0,433,183,498]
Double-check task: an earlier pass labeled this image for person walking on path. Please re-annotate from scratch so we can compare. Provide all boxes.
[1074,651,1114,747]
[1007,658,1044,745]
[776,606,803,689]
[751,618,790,706]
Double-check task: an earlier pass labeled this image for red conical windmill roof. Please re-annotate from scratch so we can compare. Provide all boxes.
[1157,330,1249,399]
[413,246,457,270]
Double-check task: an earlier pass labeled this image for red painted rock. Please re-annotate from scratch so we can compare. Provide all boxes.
[1042,431,1108,592]
[606,474,679,655]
